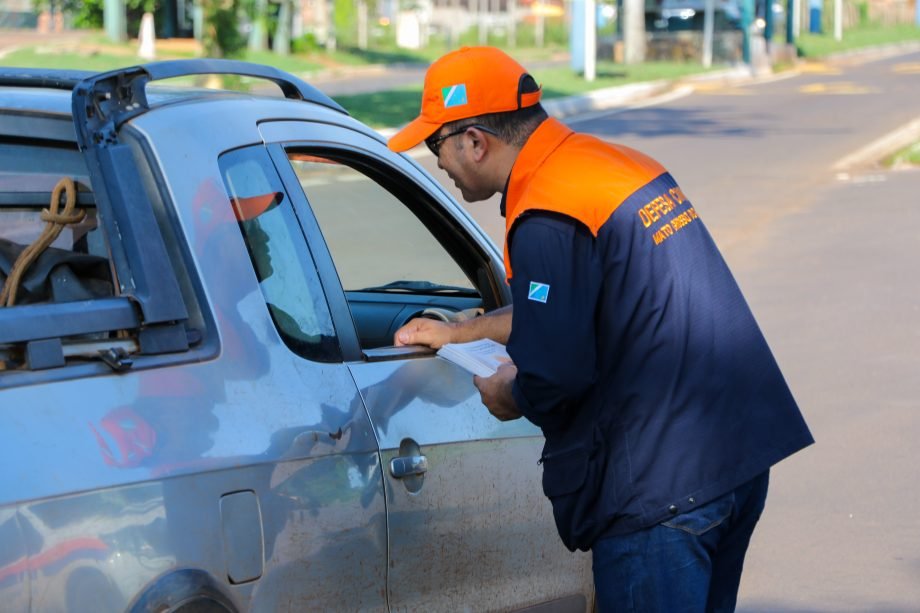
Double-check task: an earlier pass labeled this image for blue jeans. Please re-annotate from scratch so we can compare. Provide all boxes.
[592,471,770,613]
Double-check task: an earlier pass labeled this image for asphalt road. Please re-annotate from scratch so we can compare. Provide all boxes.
[416,48,920,611]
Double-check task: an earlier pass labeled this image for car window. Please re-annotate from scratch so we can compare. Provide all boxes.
[0,133,211,379]
[0,145,112,306]
[218,147,340,362]
[286,152,475,293]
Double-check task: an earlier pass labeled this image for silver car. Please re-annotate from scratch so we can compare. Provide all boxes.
[0,60,592,612]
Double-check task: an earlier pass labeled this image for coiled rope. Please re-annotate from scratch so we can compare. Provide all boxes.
[0,177,86,307]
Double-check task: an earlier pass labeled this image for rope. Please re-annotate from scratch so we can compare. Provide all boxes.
[0,177,86,307]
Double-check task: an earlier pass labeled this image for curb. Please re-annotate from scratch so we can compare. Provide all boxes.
[832,115,920,172]
[822,39,920,63]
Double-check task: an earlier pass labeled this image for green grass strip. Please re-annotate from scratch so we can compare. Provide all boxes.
[796,23,920,58]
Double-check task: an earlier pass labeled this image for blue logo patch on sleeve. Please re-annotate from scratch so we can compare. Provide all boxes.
[528,282,550,303]
[442,84,468,108]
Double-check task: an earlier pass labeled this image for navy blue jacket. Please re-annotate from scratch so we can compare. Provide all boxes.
[503,121,813,552]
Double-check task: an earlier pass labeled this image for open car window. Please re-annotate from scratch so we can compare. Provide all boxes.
[0,131,206,379]
[0,148,113,307]
[282,149,494,351]
[287,152,476,295]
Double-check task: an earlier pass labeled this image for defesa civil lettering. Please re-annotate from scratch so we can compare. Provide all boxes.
[636,187,687,229]
[637,186,696,247]
[652,207,699,246]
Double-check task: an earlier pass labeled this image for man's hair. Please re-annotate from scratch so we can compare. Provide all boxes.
[443,75,548,148]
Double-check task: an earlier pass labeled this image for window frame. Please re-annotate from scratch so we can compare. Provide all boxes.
[264,141,509,363]
[218,144,344,364]
[0,121,217,387]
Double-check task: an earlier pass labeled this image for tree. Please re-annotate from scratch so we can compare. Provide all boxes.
[622,0,645,63]
[200,0,246,58]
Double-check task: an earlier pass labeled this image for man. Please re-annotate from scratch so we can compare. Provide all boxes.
[387,46,813,612]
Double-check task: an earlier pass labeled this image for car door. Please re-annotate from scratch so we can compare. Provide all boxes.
[260,120,593,612]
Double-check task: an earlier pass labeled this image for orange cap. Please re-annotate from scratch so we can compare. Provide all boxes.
[387,46,542,153]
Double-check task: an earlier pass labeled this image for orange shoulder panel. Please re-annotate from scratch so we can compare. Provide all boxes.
[503,118,666,279]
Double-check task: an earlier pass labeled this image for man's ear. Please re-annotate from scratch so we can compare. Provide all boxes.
[467,127,491,163]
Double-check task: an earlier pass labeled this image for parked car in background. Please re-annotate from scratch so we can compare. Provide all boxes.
[0,60,593,612]
[655,0,743,30]
[651,0,784,32]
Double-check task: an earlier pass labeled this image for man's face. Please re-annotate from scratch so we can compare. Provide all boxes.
[430,125,496,203]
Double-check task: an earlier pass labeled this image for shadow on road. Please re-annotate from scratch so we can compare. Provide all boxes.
[579,105,769,139]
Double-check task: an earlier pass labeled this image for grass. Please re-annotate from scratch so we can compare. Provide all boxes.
[0,47,149,72]
[796,23,920,58]
[884,141,920,167]
[332,87,424,129]
[0,42,327,74]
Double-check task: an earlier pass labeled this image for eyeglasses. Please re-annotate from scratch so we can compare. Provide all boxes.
[425,124,498,157]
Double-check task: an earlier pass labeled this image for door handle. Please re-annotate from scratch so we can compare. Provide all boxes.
[389,454,428,479]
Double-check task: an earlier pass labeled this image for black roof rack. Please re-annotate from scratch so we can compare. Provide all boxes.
[0,68,96,90]
[70,59,347,149]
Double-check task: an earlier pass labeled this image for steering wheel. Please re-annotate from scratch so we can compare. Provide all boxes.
[419,307,483,324]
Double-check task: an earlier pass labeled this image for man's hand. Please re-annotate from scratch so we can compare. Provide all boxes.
[474,362,522,421]
[393,318,454,349]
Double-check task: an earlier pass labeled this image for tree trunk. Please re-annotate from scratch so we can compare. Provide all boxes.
[622,0,646,64]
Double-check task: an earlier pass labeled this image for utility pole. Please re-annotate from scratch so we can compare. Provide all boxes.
[249,0,268,51]
[765,0,775,48]
[740,0,753,64]
[509,0,517,48]
[702,0,715,67]
[834,0,843,40]
[358,0,368,50]
[275,0,292,55]
[787,0,796,43]
[584,0,596,80]
[536,5,545,48]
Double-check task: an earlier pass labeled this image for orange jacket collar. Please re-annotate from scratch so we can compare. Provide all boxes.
[505,117,573,227]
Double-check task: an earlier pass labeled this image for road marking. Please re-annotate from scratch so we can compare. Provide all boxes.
[852,173,888,184]
[835,171,888,183]
[800,82,876,95]
[892,62,920,74]
[691,83,752,96]
[797,62,842,75]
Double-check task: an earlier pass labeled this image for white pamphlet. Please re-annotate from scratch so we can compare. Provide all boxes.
[436,339,511,377]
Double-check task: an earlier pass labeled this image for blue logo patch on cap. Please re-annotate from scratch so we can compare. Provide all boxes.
[442,84,468,108]
[528,282,550,303]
